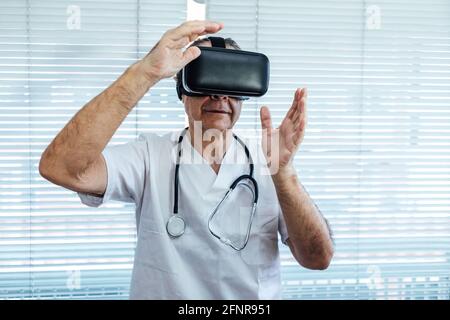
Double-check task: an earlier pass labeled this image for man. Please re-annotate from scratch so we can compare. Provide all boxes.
[39,20,334,299]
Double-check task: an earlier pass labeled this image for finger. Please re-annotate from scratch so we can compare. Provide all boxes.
[171,31,210,49]
[301,87,308,100]
[291,96,306,125]
[293,89,307,144]
[293,111,307,131]
[285,97,298,122]
[293,104,307,134]
[171,20,220,35]
[287,88,302,120]
[283,95,299,128]
[167,21,223,42]
[165,24,202,42]
[291,87,307,121]
[285,104,296,121]
[181,46,201,67]
[299,91,308,122]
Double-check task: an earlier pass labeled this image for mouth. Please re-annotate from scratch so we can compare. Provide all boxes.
[202,99,232,115]
[204,110,231,114]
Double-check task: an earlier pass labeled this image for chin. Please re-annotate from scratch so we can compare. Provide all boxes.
[203,118,231,131]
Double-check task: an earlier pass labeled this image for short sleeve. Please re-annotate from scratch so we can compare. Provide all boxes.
[278,205,289,245]
[77,135,149,207]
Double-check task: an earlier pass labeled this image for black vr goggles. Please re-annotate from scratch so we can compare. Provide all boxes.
[176,37,270,101]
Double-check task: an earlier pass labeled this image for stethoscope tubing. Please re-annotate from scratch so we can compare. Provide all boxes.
[168,127,259,250]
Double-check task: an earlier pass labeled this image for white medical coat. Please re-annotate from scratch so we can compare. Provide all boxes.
[78,129,289,299]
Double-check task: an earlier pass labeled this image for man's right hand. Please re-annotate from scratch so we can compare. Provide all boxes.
[139,20,223,82]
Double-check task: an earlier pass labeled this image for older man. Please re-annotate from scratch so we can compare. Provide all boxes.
[39,20,334,299]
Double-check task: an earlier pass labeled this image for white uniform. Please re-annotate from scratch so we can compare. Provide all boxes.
[78,129,289,299]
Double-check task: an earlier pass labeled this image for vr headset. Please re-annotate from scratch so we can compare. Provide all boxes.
[176,37,270,101]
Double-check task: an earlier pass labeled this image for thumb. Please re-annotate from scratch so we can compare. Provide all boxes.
[181,46,201,67]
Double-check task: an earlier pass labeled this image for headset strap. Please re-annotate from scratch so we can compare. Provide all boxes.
[207,36,226,48]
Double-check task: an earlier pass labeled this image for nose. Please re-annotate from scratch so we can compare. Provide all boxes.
[210,94,229,101]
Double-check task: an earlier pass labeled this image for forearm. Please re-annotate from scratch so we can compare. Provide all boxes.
[39,60,157,179]
[272,165,334,269]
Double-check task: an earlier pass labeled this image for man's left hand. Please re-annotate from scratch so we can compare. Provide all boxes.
[260,88,307,174]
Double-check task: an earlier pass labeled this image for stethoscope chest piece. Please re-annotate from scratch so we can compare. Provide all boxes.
[166,215,185,237]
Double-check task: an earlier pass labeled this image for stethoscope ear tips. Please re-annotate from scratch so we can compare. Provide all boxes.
[166,215,186,237]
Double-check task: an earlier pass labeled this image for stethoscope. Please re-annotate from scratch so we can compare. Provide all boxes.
[166,127,259,251]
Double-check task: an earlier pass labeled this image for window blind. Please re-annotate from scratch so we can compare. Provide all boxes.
[1,0,449,300]
[208,0,450,299]
[0,0,186,299]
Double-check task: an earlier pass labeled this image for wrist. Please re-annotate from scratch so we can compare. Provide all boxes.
[111,60,159,113]
[272,163,297,183]
[132,59,161,86]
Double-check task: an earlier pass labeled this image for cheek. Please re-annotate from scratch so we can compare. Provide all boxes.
[185,97,207,119]
[192,107,201,118]
[231,103,243,120]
